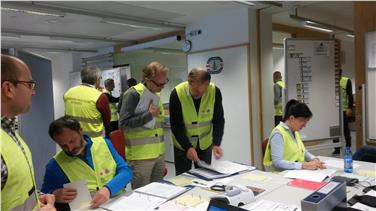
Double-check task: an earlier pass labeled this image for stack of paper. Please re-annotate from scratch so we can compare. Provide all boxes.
[198,160,255,175]
[134,87,160,128]
[283,169,336,182]
[134,182,189,200]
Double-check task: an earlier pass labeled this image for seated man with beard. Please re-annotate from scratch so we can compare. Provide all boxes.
[41,115,132,209]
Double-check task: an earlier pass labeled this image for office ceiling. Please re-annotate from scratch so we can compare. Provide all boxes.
[1,1,354,53]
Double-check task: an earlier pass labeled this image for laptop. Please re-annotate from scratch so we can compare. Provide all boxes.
[207,198,248,211]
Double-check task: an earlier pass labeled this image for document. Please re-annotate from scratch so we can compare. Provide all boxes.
[283,169,336,182]
[288,179,327,190]
[134,87,160,128]
[242,199,300,211]
[134,182,189,200]
[101,192,166,211]
[197,160,255,175]
[188,168,232,180]
[63,180,91,210]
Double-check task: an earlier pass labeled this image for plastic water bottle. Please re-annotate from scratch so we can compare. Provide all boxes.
[344,147,353,173]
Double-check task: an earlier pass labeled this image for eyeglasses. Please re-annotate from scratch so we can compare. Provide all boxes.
[150,78,169,88]
[9,80,36,90]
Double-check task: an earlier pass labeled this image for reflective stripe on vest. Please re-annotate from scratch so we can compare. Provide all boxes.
[172,81,215,151]
[263,123,305,169]
[64,84,104,138]
[274,81,285,116]
[123,83,165,160]
[54,137,117,192]
[1,129,39,211]
[340,77,349,110]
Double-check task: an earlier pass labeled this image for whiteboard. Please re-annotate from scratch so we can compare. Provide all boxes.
[188,45,251,165]
[285,39,340,141]
[365,31,376,141]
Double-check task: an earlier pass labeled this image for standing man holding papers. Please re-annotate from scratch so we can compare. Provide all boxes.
[119,61,168,189]
[170,67,225,175]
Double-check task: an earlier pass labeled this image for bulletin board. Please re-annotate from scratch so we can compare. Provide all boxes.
[365,31,376,142]
[188,44,252,165]
[284,39,341,141]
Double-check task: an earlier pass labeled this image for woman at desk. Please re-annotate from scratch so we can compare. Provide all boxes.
[263,99,325,171]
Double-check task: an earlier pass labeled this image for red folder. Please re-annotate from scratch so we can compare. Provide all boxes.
[288,179,327,190]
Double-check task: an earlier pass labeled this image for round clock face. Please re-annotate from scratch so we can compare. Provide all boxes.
[182,40,192,52]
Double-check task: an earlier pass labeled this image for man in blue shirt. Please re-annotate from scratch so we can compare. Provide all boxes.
[41,116,132,209]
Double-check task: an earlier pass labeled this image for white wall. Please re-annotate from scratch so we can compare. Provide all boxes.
[186,8,257,165]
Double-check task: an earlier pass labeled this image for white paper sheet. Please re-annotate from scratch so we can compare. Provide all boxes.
[135,182,188,199]
[63,180,92,210]
[101,192,166,211]
[351,202,375,211]
[197,160,255,175]
[242,199,300,211]
[283,169,336,182]
[324,159,361,169]
[134,87,160,128]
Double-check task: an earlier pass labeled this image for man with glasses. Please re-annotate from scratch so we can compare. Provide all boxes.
[119,61,168,189]
[1,54,56,211]
[64,66,111,138]
[169,67,225,175]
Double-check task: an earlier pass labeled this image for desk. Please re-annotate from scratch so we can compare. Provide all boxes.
[100,156,375,210]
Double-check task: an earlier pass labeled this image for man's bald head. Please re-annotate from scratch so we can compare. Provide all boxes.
[1,54,28,83]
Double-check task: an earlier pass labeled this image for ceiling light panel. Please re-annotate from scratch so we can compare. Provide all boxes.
[1,3,65,17]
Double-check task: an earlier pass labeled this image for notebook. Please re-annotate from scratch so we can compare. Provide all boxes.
[134,182,189,200]
[288,179,328,190]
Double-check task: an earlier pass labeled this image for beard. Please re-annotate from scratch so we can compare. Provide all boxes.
[66,138,86,156]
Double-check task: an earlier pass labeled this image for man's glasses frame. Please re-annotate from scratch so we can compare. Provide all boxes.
[4,80,36,90]
[149,78,169,88]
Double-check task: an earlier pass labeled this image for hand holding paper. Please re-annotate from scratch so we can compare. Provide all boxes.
[53,187,77,203]
[212,145,223,159]
[90,186,110,208]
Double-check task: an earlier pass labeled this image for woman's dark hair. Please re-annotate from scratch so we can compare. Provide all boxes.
[283,99,313,121]
[49,115,81,140]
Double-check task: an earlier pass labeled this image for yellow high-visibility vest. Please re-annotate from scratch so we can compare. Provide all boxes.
[54,137,117,193]
[274,81,285,116]
[1,129,40,211]
[64,84,104,138]
[172,81,215,151]
[122,83,165,160]
[340,77,350,110]
[263,124,305,168]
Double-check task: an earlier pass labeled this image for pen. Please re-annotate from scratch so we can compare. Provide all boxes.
[193,181,207,186]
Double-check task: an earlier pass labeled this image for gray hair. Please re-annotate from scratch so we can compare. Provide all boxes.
[104,78,114,88]
[81,66,101,85]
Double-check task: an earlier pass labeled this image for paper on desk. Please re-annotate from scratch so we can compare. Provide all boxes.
[351,202,375,211]
[63,180,91,210]
[197,159,255,175]
[156,200,187,210]
[365,189,376,197]
[242,199,300,211]
[242,173,272,182]
[134,87,160,129]
[101,192,166,210]
[175,194,206,207]
[135,182,188,199]
[168,176,193,186]
[324,159,361,169]
[339,172,369,182]
[356,169,376,178]
[283,169,336,182]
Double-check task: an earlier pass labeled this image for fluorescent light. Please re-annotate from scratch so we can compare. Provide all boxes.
[303,23,333,33]
[122,36,179,53]
[305,20,317,25]
[1,6,65,18]
[346,34,355,38]
[101,18,161,31]
[234,1,255,6]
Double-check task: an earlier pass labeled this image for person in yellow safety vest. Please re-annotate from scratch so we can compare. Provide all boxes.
[169,67,225,175]
[273,71,285,127]
[1,54,56,211]
[119,61,169,189]
[103,78,120,138]
[333,69,354,155]
[41,116,132,209]
[263,99,326,171]
[64,66,111,138]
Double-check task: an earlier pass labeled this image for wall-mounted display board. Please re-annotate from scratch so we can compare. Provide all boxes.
[285,39,341,141]
[69,65,131,98]
[365,31,376,142]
